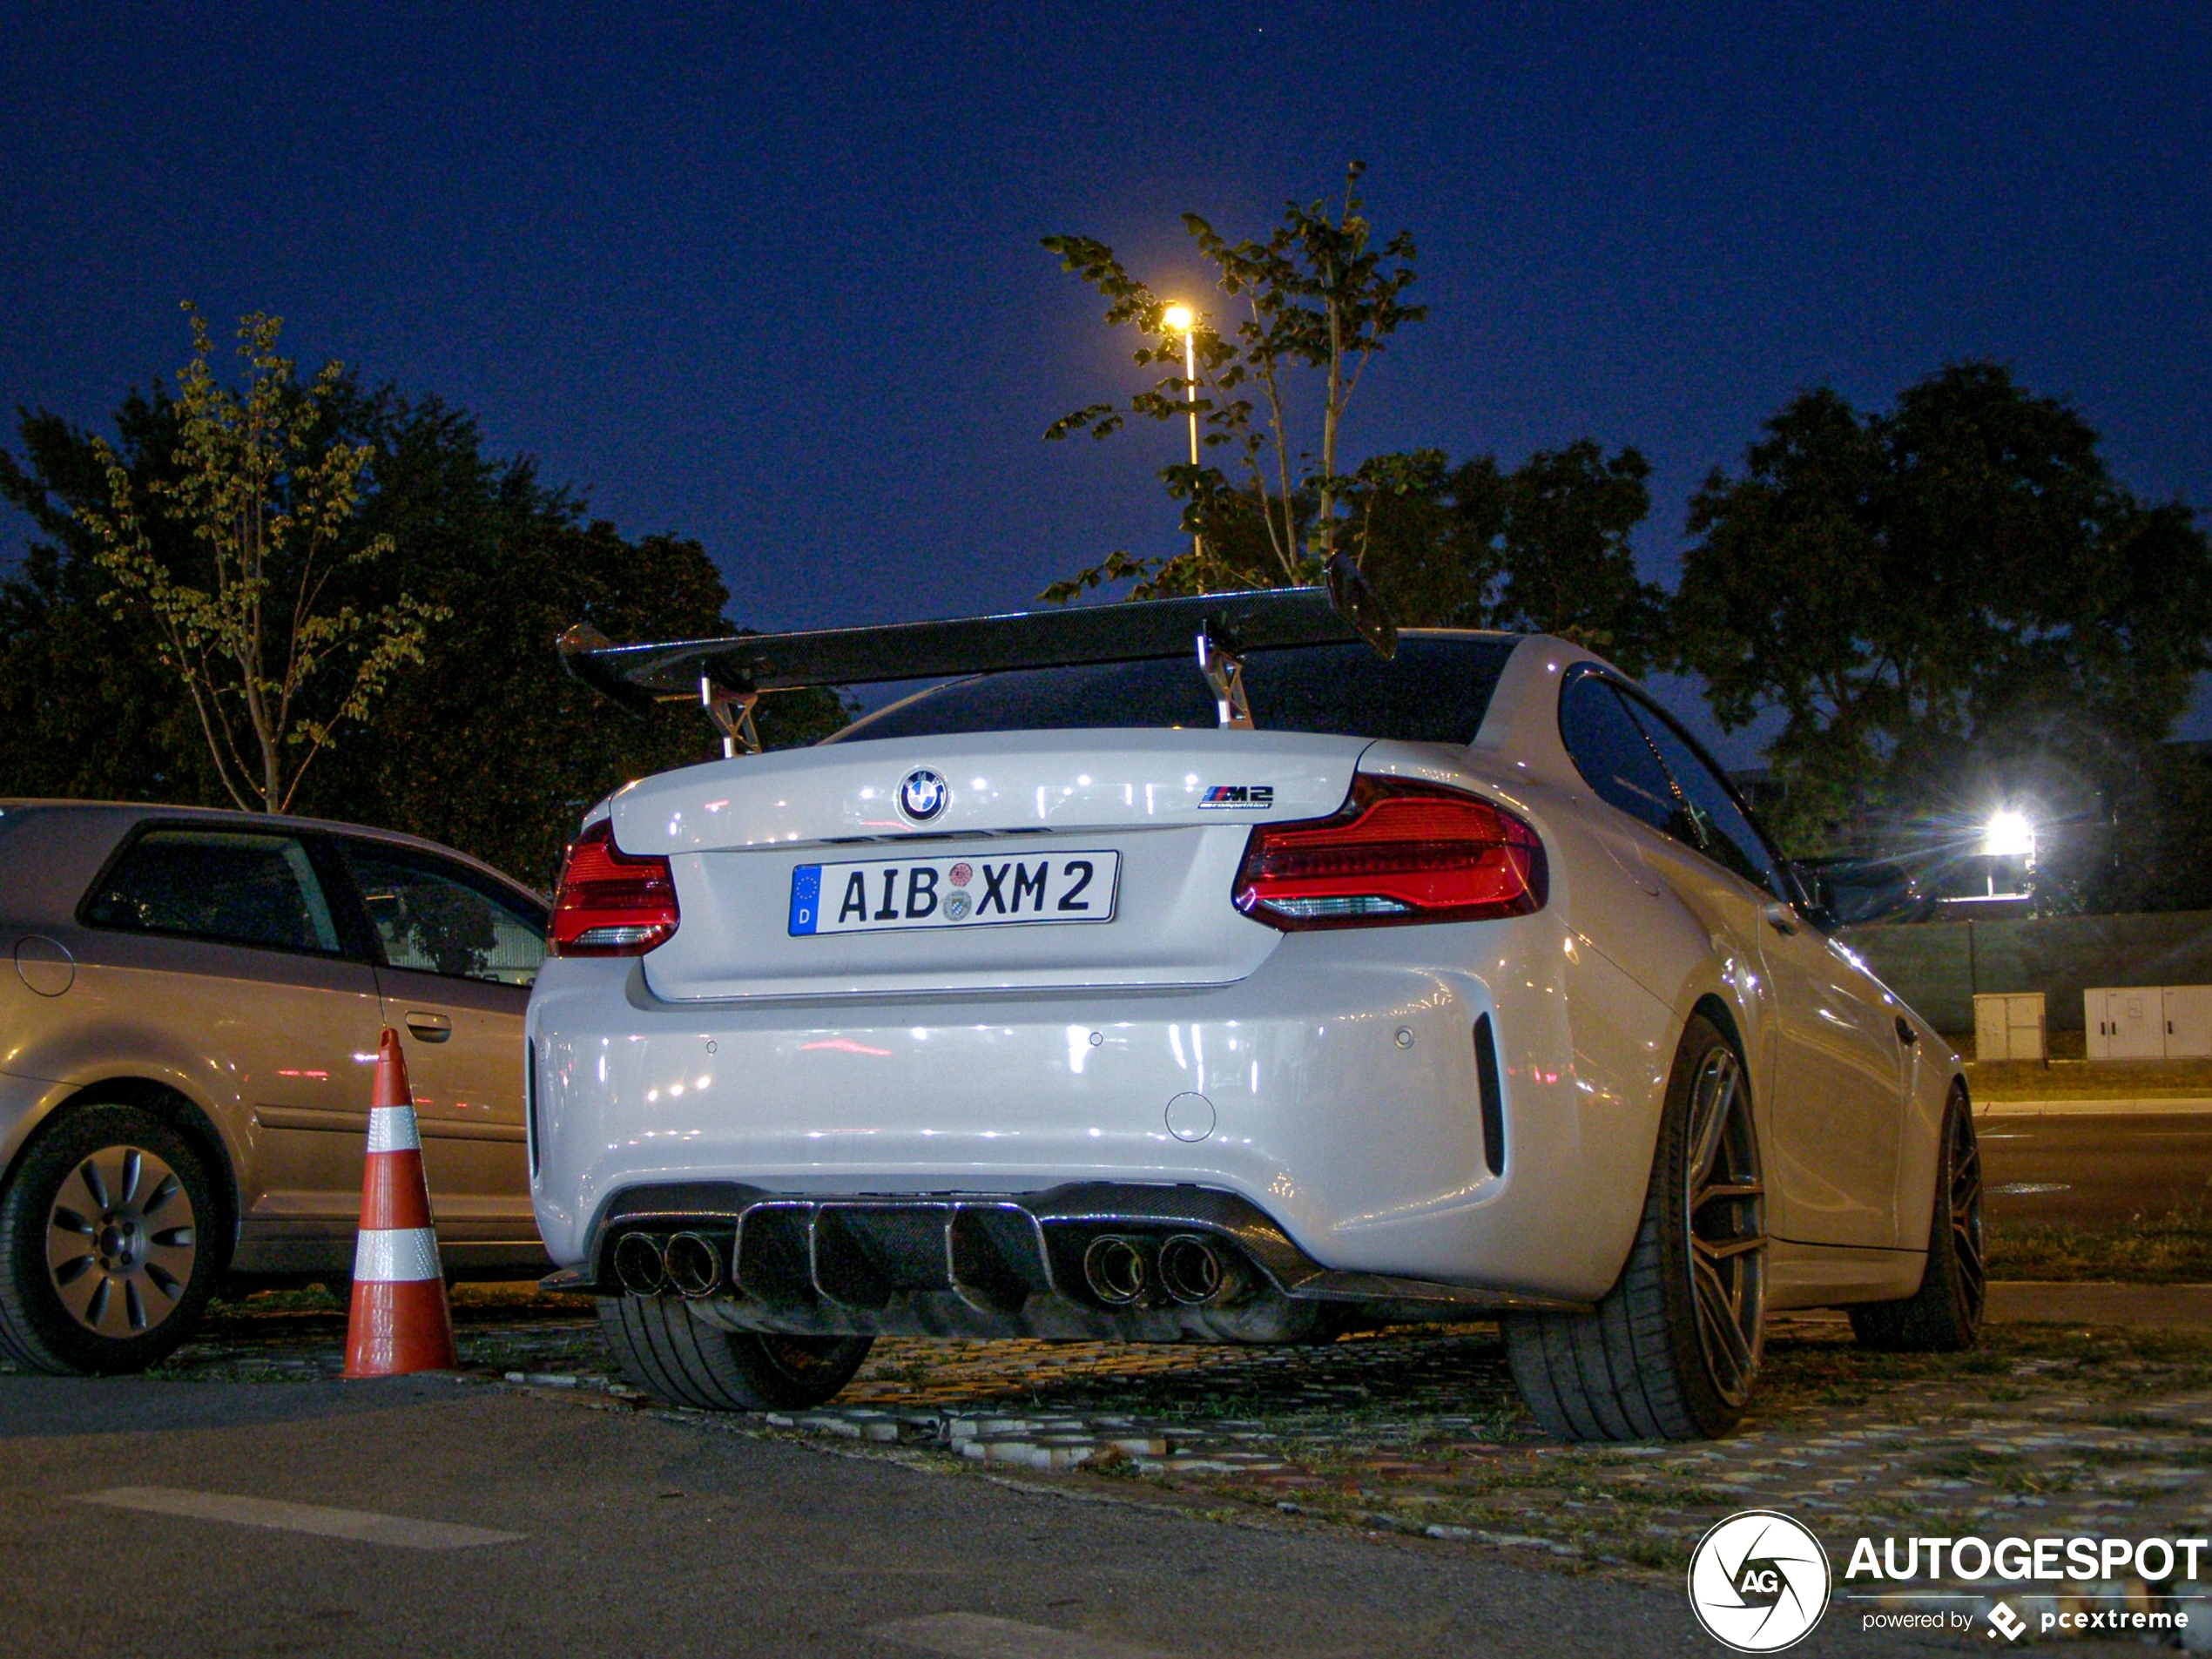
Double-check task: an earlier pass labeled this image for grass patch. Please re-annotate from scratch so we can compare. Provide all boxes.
[1986,1210,2212,1283]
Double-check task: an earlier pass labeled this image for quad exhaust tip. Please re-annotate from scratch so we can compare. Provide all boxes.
[1157,1233,1239,1305]
[613,1231,669,1297]
[1082,1235,1149,1305]
[664,1231,725,1299]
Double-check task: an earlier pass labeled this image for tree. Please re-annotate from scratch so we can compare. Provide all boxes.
[76,307,445,813]
[1041,161,1425,598]
[3,363,846,887]
[1676,361,2212,901]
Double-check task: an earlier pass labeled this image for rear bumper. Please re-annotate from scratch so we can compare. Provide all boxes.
[548,1179,1590,1340]
[526,916,1679,1304]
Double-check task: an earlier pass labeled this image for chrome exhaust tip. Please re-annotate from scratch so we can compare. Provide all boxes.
[1158,1232,1240,1305]
[664,1231,725,1299]
[612,1231,670,1297]
[1082,1234,1149,1305]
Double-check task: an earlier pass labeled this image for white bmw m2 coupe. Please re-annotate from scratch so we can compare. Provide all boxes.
[530,568,1982,1441]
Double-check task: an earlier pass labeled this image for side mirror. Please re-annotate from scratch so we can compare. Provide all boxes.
[1804,858,1926,928]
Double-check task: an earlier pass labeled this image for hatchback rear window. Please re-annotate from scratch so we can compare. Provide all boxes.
[828,633,1520,747]
[83,829,343,954]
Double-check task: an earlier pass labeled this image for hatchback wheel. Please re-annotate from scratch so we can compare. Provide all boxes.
[1507,1013,1768,1440]
[0,1103,223,1375]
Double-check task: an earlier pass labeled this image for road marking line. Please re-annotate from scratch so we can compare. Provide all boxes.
[869,1612,1182,1659]
[1977,1097,2212,1117]
[75,1487,524,1550]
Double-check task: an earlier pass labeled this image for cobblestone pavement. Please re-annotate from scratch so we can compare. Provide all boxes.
[14,1286,2212,1644]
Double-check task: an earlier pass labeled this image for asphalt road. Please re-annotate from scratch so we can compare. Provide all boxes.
[1979,1110,2212,1225]
[0,1373,1944,1659]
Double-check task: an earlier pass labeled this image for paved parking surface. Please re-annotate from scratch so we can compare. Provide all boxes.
[10,1287,2209,1650]
[1,1368,1912,1659]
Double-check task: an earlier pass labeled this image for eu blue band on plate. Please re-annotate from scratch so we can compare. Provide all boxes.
[788,865,822,936]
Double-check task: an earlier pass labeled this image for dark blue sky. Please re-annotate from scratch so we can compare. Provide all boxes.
[4,3,2208,758]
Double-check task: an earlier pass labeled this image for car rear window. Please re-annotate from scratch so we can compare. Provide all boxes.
[827,633,1520,746]
[82,829,343,954]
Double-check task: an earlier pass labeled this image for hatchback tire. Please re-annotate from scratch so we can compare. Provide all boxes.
[0,1103,223,1376]
[1850,1086,1984,1352]
[1507,1013,1768,1441]
[597,1293,873,1410]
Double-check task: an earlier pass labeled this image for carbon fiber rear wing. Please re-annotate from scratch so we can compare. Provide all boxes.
[558,553,1397,754]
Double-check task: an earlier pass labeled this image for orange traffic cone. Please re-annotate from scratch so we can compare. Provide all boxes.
[343,1028,458,1377]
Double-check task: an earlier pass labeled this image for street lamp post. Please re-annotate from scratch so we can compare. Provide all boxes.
[1163,304,1202,567]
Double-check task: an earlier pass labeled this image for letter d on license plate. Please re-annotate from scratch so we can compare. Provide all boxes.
[788,851,1121,936]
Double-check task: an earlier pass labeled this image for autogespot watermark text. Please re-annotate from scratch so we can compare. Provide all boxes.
[1687,1514,2209,1649]
[1844,1532,2202,1641]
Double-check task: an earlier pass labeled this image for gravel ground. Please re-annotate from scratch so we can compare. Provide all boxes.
[14,1285,2212,1642]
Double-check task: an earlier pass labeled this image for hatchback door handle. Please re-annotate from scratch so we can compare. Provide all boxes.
[404,1010,454,1043]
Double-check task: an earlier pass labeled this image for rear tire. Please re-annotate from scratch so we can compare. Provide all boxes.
[1850,1086,1984,1352]
[596,1294,873,1410]
[1507,1013,1768,1441]
[0,1103,224,1376]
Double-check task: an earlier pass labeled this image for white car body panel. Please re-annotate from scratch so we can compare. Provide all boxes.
[529,633,1958,1319]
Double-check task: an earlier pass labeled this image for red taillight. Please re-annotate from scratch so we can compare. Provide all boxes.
[1233,776,1548,930]
[550,819,679,956]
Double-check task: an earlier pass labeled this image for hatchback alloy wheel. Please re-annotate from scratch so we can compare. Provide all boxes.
[45,1144,199,1339]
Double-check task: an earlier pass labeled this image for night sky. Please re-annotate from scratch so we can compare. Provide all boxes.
[4,3,2208,758]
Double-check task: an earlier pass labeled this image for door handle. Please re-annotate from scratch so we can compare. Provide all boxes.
[1894,1015,1918,1047]
[404,1010,454,1043]
[1761,902,1797,937]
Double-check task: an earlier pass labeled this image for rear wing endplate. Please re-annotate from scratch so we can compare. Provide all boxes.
[558,554,1397,755]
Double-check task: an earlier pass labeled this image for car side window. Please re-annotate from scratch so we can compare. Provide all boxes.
[1617,693,1786,897]
[339,840,548,988]
[1558,671,1685,839]
[83,829,344,954]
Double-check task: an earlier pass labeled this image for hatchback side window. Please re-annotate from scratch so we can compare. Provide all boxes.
[1617,693,1786,897]
[1558,671,1685,839]
[83,829,343,954]
[339,840,547,987]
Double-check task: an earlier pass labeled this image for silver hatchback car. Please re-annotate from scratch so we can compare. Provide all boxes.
[0,801,550,1374]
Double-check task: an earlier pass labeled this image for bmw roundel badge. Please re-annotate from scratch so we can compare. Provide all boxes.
[898,768,948,823]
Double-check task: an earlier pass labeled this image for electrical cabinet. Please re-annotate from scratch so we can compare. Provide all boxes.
[2166,986,2212,1059]
[2086,985,2210,1059]
[1973,992,2046,1062]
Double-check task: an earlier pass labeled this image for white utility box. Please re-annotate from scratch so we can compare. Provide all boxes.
[2087,986,2185,1059]
[1974,992,2047,1062]
[2162,986,2212,1059]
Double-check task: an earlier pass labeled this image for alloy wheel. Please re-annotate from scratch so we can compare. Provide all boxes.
[1683,1046,1767,1407]
[44,1145,199,1338]
[1948,1101,1986,1325]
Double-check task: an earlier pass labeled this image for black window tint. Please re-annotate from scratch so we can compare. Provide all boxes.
[828,636,1518,746]
[84,829,342,954]
[340,841,547,987]
[1558,674,1683,838]
[1618,695,1784,894]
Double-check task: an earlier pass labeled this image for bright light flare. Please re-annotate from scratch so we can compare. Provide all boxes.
[1162,303,1196,333]
[1980,808,2035,859]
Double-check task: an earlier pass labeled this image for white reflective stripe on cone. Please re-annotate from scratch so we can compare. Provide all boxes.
[353,1226,443,1283]
[366,1106,421,1154]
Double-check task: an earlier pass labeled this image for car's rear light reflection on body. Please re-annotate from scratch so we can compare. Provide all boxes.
[1233,776,1548,930]
[550,819,680,955]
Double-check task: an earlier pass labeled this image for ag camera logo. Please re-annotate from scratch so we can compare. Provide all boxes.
[1688,1510,1831,1652]
[898,769,948,823]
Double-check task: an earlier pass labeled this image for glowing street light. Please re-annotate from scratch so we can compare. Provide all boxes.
[1980,809,2036,860]
[1163,304,1202,566]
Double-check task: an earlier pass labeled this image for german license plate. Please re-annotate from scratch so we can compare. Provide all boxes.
[788,851,1121,936]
